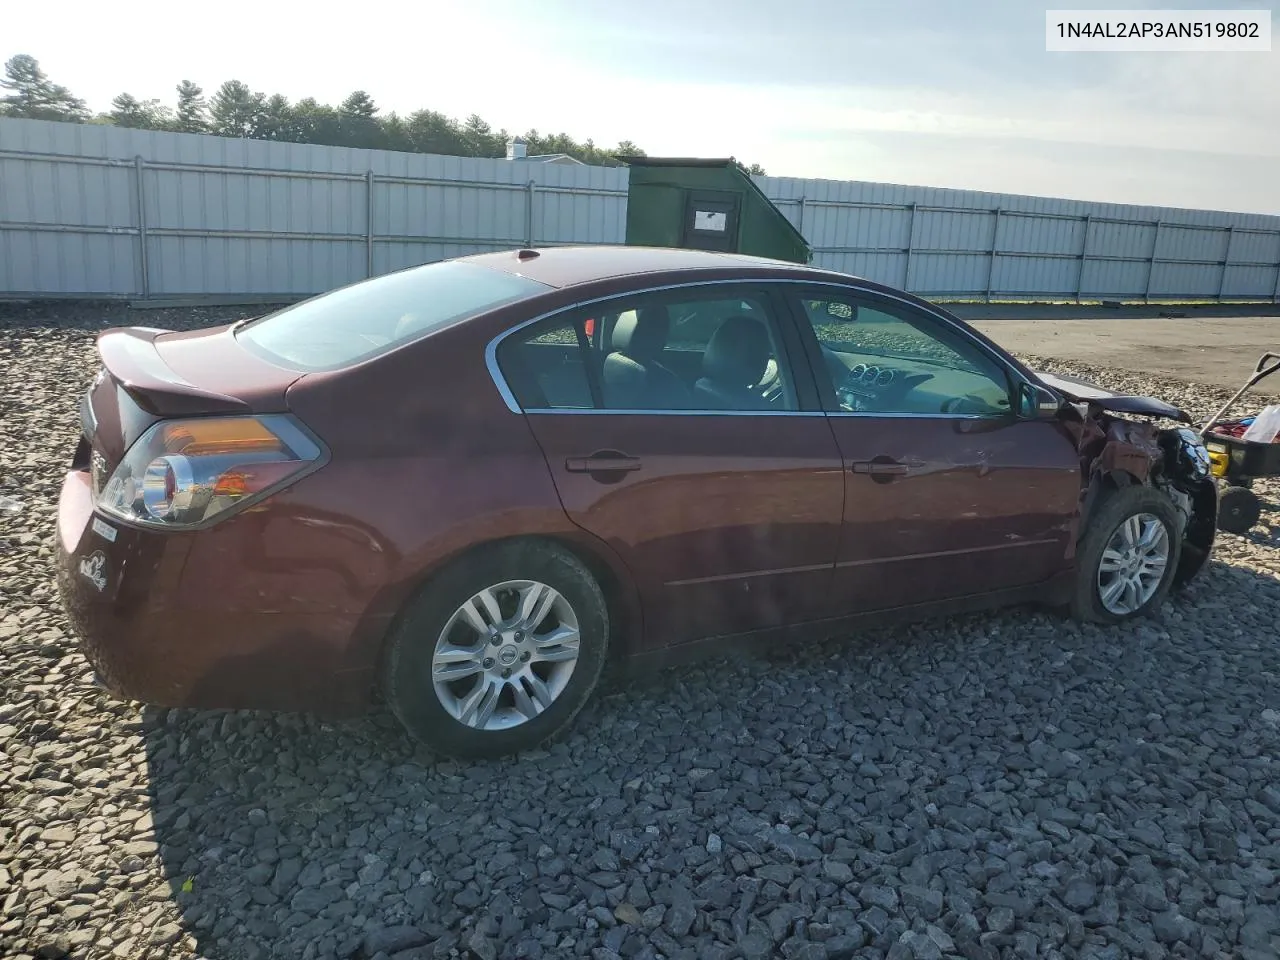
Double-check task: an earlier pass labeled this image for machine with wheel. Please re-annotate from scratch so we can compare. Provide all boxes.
[1200,352,1280,534]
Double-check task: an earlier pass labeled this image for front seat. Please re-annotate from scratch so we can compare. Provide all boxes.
[602,307,691,409]
[694,316,773,410]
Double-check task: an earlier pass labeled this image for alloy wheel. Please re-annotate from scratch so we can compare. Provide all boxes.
[431,579,580,731]
[1096,512,1171,616]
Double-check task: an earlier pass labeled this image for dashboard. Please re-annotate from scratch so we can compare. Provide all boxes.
[824,346,1011,416]
[845,361,903,391]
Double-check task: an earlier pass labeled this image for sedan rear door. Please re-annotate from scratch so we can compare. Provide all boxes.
[493,282,846,648]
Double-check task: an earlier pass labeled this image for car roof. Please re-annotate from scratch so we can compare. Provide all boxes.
[459,244,858,290]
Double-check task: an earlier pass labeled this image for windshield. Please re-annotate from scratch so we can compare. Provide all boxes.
[236,260,550,372]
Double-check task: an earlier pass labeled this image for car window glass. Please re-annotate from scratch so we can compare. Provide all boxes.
[237,261,549,372]
[799,295,1012,416]
[498,319,593,410]
[598,290,797,412]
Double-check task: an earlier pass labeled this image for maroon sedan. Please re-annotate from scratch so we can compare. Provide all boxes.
[55,246,1218,758]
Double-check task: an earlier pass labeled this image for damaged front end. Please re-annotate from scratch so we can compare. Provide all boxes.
[1044,374,1219,589]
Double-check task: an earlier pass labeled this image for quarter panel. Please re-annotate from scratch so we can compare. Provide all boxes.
[259,314,639,680]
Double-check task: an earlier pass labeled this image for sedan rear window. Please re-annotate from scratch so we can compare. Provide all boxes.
[236,261,550,372]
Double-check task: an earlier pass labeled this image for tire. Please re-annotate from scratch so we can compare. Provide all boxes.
[1070,485,1183,624]
[382,540,609,760]
[1218,485,1261,535]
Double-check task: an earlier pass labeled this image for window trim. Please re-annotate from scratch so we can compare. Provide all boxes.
[486,278,1037,418]
[492,281,816,416]
[779,285,1024,418]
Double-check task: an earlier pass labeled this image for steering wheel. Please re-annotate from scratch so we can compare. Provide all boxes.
[757,358,786,404]
[941,394,997,415]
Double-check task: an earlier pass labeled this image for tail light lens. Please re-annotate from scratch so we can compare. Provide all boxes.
[97,415,323,528]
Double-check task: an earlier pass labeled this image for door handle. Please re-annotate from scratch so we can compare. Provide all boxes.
[850,460,910,476]
[565,451,642,474]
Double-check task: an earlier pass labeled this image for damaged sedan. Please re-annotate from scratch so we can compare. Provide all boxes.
[54,247,1218,759]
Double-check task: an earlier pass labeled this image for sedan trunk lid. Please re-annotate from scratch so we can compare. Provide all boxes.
[98,323,302,417]
[83,323,305,474]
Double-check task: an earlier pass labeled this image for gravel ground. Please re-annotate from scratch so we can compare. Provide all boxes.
[2,305,1280,960]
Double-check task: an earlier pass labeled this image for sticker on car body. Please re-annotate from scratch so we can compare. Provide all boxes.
[91,517,117,542]
[79,551,108,592]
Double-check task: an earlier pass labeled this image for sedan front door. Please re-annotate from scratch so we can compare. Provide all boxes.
[785,287,1083,614]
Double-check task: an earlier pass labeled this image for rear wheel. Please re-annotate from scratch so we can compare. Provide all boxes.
[383,540,609,759]
[1071,486,1182,624]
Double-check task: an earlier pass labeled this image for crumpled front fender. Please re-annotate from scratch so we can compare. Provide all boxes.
[1062,408,1162,524]
[1061,404,1217,587]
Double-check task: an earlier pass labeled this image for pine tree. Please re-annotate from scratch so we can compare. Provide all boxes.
[108,93,173,129]
[339,90,380,148]
[208,80,266,138]
[0,54,89,121]
[1,55,648,166]
[174,80,208,133]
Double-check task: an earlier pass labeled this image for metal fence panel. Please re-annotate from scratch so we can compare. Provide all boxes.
[1234,230,1280,264]
[758,173,1280,302]
[1149,261,1223,298]
[1001,214,1082,257]
[0,117,627,299]
[3,116,1280,303]
[993,256,1078,297]
[0,230,137,295]
[1224,265,1278,298]
[1083,259,1150,298]
[909,253,990,296]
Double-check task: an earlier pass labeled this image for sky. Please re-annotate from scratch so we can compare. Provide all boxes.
[5,0,1279,214]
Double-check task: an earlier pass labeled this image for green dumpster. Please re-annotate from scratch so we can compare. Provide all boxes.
[620,157,811,265]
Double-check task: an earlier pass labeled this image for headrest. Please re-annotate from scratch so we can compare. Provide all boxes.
[702,316,771,387]
[611,306,670,363]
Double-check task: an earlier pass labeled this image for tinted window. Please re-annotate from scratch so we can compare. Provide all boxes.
[798,294,1012,416]
[598,290,798,411]
[237,261,549,372]
[499,318,594,410]
[497,287,801,413]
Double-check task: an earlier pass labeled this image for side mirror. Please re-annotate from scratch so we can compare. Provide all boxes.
[1018,381,1062,420]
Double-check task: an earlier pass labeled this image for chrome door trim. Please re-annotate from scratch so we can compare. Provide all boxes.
[521,408,994,420]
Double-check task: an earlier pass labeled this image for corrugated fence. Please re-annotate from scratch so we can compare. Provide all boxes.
[3,116,1280,302]
[765,178,1280,301]
[0,118,627,299]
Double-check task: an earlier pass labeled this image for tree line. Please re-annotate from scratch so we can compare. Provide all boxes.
[0,54,767,173]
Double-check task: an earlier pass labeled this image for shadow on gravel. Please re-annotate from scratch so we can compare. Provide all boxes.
[140,545,1280,960]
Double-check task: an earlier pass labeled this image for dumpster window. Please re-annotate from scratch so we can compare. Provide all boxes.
[693,210,728,233]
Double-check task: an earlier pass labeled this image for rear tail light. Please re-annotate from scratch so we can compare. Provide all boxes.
[97,415,323,528]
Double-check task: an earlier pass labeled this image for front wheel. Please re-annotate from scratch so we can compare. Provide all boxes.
[383,540,609,760]
[1070,486,1182,624]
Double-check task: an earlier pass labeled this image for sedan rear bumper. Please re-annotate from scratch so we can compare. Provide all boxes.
[55,470,378,716]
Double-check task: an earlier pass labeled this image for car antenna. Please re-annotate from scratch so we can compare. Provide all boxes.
[516,248,540,260]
